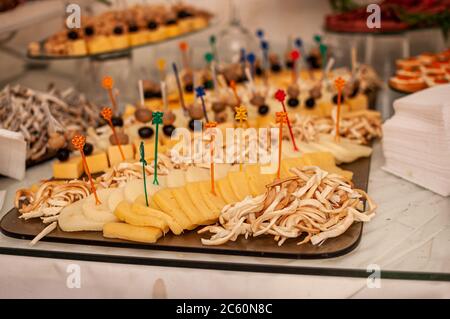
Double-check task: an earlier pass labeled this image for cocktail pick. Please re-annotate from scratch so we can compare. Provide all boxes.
[274,89,298,152]
[246,52,256,76]
[204,52,214,65]
[139,141,149,207]
[290,49,300,82]
[334,77,346,143]
[319,43,328,71]
[156,58,166,81]
[234,106,248,172]
[102,76,118,114]
[240,48,246,70]
[101,107,125,161]
[172,62,188,114]
[138,80,145,108]
[209,35,218,62]
[195,86,209,123]
[256,29,264,39]
[179,41,190,70]
[314,34,322,44]
[229,80,240,105]
[72,134,101,205]
[152,111,163,185]
[205,121,217,195]
[295,38,303,49]
[275,111,287,180]
[160,80,168,111]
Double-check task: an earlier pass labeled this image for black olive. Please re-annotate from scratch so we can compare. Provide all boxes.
[305,97,316,109]
[287,97,300,107]
[237,75,247,83]
[188,118,202,131]
[144,90,162,99]
[255,66,264,76]
[177,10,192,19]
[138,126,154,139]
[306,55,320,69]
[57,148,70,162]
[165,19,177,25]
[270,63,281,73]
[184,83,194,93]
[332,94,345,105]
[83,143,94,156]
[128,24,138,33]
[113,26,124,35]
[147,21,158,30]
[84,26,95,36]
[163,124,176,137]
[204,80,214,90]
[258,104,269,115]
[285,61,294,69]
[111,116,124,127]
[67,30,79,40]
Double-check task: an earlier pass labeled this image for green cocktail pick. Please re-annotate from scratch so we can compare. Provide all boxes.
[139,141,149,207]
[314,34,322,44]
[204,52,214,64]
[152,111,164,185]
[319,43,328,70]
[209,35,218,62]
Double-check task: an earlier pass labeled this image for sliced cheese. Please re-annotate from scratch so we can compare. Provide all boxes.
[103,222,162,244]
[153,189,195,230]
[217,178,239,204]
[132,202,183,235]
[227,171,251,201]
[171,187,206,225]
[185,182,217,222]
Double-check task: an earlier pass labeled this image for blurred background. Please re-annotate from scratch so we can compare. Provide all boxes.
[0,0,448,118]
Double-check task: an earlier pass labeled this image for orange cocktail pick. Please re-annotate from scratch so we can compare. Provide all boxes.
[101,107,125,161]
[205,121,217,195]
[72,135,101,205]
[274,89,298,152]
[102,76,118,114]
[275,111,287,180]
[179,41,190,70]
[229,80,241,105]
[234,105,248,172]
[334,77,346,143]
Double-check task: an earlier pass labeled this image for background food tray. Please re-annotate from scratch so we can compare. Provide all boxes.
[0,157,370,259]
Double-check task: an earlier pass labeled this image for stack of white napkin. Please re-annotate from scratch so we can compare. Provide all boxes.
[0,128,27,180]
[382,84,450,196]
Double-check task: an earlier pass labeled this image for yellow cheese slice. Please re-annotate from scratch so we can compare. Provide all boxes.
[198,181,227,212]
[131,202,183,235]
[115,201,169,232]
[171,187,206,226]
[227,171,251,201]
[217,178,239,204]
[153,189,195,230]
[103,222,162,244]
[184,182,217,223]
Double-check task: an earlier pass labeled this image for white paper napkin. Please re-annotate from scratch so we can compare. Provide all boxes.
[0,128,27,180]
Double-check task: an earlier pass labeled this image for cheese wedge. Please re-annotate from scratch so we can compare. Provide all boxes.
[53,156,83,179]
[107,144,134,167]
[184,182,217,222]
[132,201,183,235]
[103,222,163,244]
[217,178,239,204]
[153,189,195,230]
[85,151,109,174]
[171,187,207,225]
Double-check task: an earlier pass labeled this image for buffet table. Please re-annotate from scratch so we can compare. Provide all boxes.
[1,143,449,298]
